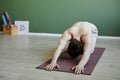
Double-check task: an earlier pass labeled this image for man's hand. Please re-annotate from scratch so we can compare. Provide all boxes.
[72,65,84,74]
[45,62,60,71]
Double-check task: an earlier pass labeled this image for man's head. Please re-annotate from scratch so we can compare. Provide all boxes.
[67,39,83,58]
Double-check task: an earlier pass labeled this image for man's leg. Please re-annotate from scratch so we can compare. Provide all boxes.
[91,30,98,54]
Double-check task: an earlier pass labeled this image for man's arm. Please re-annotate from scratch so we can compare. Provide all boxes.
[45,31,71,70]
[51,32,71,63]
[72,34,92,74]
[78,41,91,67]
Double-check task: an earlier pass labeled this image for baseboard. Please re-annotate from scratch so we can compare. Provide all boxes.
[0,31,120,39]
[28,32,120,39]
[98,36,120,39]
[29,32,61,37]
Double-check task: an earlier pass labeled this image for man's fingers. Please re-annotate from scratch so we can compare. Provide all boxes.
[75,67,79,74]
[45,64,53,71]
[49,66,54,71]
[76,69,82,74]
[72,66,85,74]
[45,63,60,71]
[72,66,75,70]
[81,68,84,73]
[56,64,60,69]
[45,65,49,70]
[47,65,51,71]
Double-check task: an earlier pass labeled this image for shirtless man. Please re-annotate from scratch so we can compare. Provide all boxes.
[45,21,98,74]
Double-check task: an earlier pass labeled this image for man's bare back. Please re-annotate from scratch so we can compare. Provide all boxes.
[45,21,98,74]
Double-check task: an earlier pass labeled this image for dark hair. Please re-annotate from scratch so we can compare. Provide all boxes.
[67,39,83,58]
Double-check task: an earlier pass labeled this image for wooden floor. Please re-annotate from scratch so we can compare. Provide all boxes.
[0,34,120,80]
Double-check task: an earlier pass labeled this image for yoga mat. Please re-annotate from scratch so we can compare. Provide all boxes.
[36,48,105,75]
